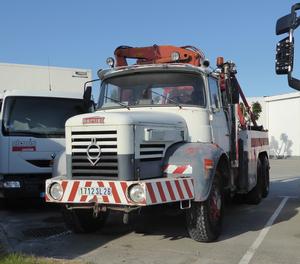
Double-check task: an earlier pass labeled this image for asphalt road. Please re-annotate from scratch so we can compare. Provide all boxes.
[0,158,299,264]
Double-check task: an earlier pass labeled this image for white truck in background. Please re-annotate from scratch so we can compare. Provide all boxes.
[0,63,92,202]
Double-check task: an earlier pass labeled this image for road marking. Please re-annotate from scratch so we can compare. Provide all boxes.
[273,176,300,182]
[280,177,300,183]
[45,230,71,240]
[279,195,299,199]
[238,196,289,264]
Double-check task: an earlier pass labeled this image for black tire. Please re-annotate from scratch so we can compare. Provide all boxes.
[261,156,270,198]
[62,206,109,233]
[186,171,223,242]
[245,158,263,205]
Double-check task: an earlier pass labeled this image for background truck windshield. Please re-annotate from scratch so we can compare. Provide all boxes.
[2,96,85,137]
[98,72,206,108]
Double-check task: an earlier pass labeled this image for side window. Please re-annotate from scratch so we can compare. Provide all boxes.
[208,78,221,110]
[105,84,119,100]
[102,84,120,106]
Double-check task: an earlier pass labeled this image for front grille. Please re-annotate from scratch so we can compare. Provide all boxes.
[71,130,118,177]
[139,143,165,161]
[26,160,52,168]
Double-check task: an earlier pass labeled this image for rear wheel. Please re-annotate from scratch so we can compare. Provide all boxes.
[245,158,263,204]
[62,206,109,233]
[186,171,223,242]
[261,156,270,198]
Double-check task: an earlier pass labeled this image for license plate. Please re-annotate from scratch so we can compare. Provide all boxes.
[79,187,112,196]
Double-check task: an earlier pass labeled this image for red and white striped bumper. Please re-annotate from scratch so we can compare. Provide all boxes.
[45,177,194,206]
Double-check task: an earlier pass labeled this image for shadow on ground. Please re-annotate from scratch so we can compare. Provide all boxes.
[0,176,299,260]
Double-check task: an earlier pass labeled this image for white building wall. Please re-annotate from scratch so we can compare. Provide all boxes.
[248,92,300,157]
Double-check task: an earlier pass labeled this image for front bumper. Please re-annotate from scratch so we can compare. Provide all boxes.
[45,177,194,206]
[0,174,51,199]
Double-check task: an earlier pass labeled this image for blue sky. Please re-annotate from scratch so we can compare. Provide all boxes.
[0,0,299,97]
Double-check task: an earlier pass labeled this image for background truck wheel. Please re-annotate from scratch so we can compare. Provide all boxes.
[261,156,270,198]
[245,158,263,204]
[186,171,223,242]
[62,206,109,233]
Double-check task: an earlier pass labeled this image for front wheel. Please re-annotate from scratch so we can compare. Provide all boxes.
[62,206,109,233]
[186,172,223,242]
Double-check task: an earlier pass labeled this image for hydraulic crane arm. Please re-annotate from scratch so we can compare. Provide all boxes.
[218,59,258,129]
[114,45,205,67]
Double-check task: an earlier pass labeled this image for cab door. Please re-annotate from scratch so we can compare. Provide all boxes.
[208,77,230,153]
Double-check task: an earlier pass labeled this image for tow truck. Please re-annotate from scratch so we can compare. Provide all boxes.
[45,45,269,242]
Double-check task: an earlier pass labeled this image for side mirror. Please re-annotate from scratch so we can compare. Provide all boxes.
[83,86,93,110]
[288,73,300,91]
[275,3,300,91]
[276,14,294,35]
[275,36,294,75]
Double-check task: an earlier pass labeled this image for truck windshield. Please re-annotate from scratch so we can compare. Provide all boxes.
[2,96,85,138]
[98,72,206,109]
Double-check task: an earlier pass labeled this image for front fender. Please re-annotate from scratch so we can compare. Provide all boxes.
[163,142,226,201]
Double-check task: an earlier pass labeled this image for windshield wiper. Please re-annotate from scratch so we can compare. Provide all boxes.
[104,96,130,110]
[151,90,182,109]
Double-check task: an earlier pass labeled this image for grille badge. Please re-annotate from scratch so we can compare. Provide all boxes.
[86,138,101,166]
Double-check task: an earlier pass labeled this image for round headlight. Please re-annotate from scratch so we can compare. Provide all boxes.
[106,57,115,68]
[49,182,63,201]
[171,51,180,61]
[128,184,145,203]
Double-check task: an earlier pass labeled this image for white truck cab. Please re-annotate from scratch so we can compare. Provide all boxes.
[0,63,91,200]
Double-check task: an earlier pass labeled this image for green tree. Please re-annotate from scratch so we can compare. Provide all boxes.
[251,101,262,121]
[239,101,262,123]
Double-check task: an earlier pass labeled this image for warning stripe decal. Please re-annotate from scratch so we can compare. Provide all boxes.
[156,182,167,202]
[183,179,193,198]
[174,180,184,200]
[68,181,80,202]
[164,165,193,175]
[165,181,176,201]
[109,182,121,204]
[146,182,157,204]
